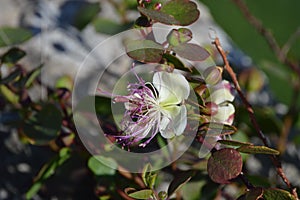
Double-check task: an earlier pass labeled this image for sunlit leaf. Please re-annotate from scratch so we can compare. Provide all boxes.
[173,43,210,61]
[93,18,133,35]
[125,39,164,63]
[23,103,63,145]
[207,148,242,184]
[263,188,295,200]
[168,170,194,196]
[0,85,19,105]
[0,27,32,47]
[127,189,153,199]
[138,0,199,26]
[88,155,118,176]
[237,145,280,155]
[1,47,26,65]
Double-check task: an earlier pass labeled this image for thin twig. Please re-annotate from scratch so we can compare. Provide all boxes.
[231,0,300,78]
[212,37,299,199]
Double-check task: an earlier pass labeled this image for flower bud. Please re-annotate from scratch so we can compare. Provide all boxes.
[203,66,223,85]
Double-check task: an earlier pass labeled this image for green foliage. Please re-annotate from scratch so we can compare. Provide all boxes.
[126,189,153,199]
[167,170,194,196]
[1,47,26,65]
[88,155,118,176]
[93,18,133,35]
[22,103,63,145]
[74,2,101,30]
[0,27,32,47]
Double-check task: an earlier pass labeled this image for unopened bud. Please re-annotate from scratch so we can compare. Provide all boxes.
[203,66,223,85]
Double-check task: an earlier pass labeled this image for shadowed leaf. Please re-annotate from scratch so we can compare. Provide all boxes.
[237,188,263,200]
[1,47,26,65]
[168,170,194,196]
[93,18,133,35]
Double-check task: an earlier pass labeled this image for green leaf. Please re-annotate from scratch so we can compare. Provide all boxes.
[0,85,19,105]
[24,65,43,88]
[93,18,133,35]
[125,39,164,63]
[138,0,199,26]
[207,148,242,184]
[217,139,252,147]
[127,189,153,199]
[0,27,32,47]
[168,170,194,196]
[25,147,71,199]
[1,47,26,65]
[173,43,210,61]
[23,103,63,145]
[142,164,157,189]
[88,155,118,176]
[237,145,280,155]
[74,3,100,30]
[263,188,295,200]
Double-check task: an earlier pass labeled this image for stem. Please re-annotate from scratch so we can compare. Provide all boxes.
[212,37,297,196]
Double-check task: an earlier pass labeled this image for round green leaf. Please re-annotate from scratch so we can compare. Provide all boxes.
[207,148,242,184]
[125,39,164,63]
[0,27,32,47]
[88,155,118,176]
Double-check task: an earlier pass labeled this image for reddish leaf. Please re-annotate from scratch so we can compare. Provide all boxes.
[207,148,242,184]
[138,0,199,26]
[173,43,210,61]
[125,39,164,63]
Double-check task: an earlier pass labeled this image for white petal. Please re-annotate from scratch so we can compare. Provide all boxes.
[159,105,187,138]
[207,87,234,104]
[212,103,235,125]
[153,71,190,105]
